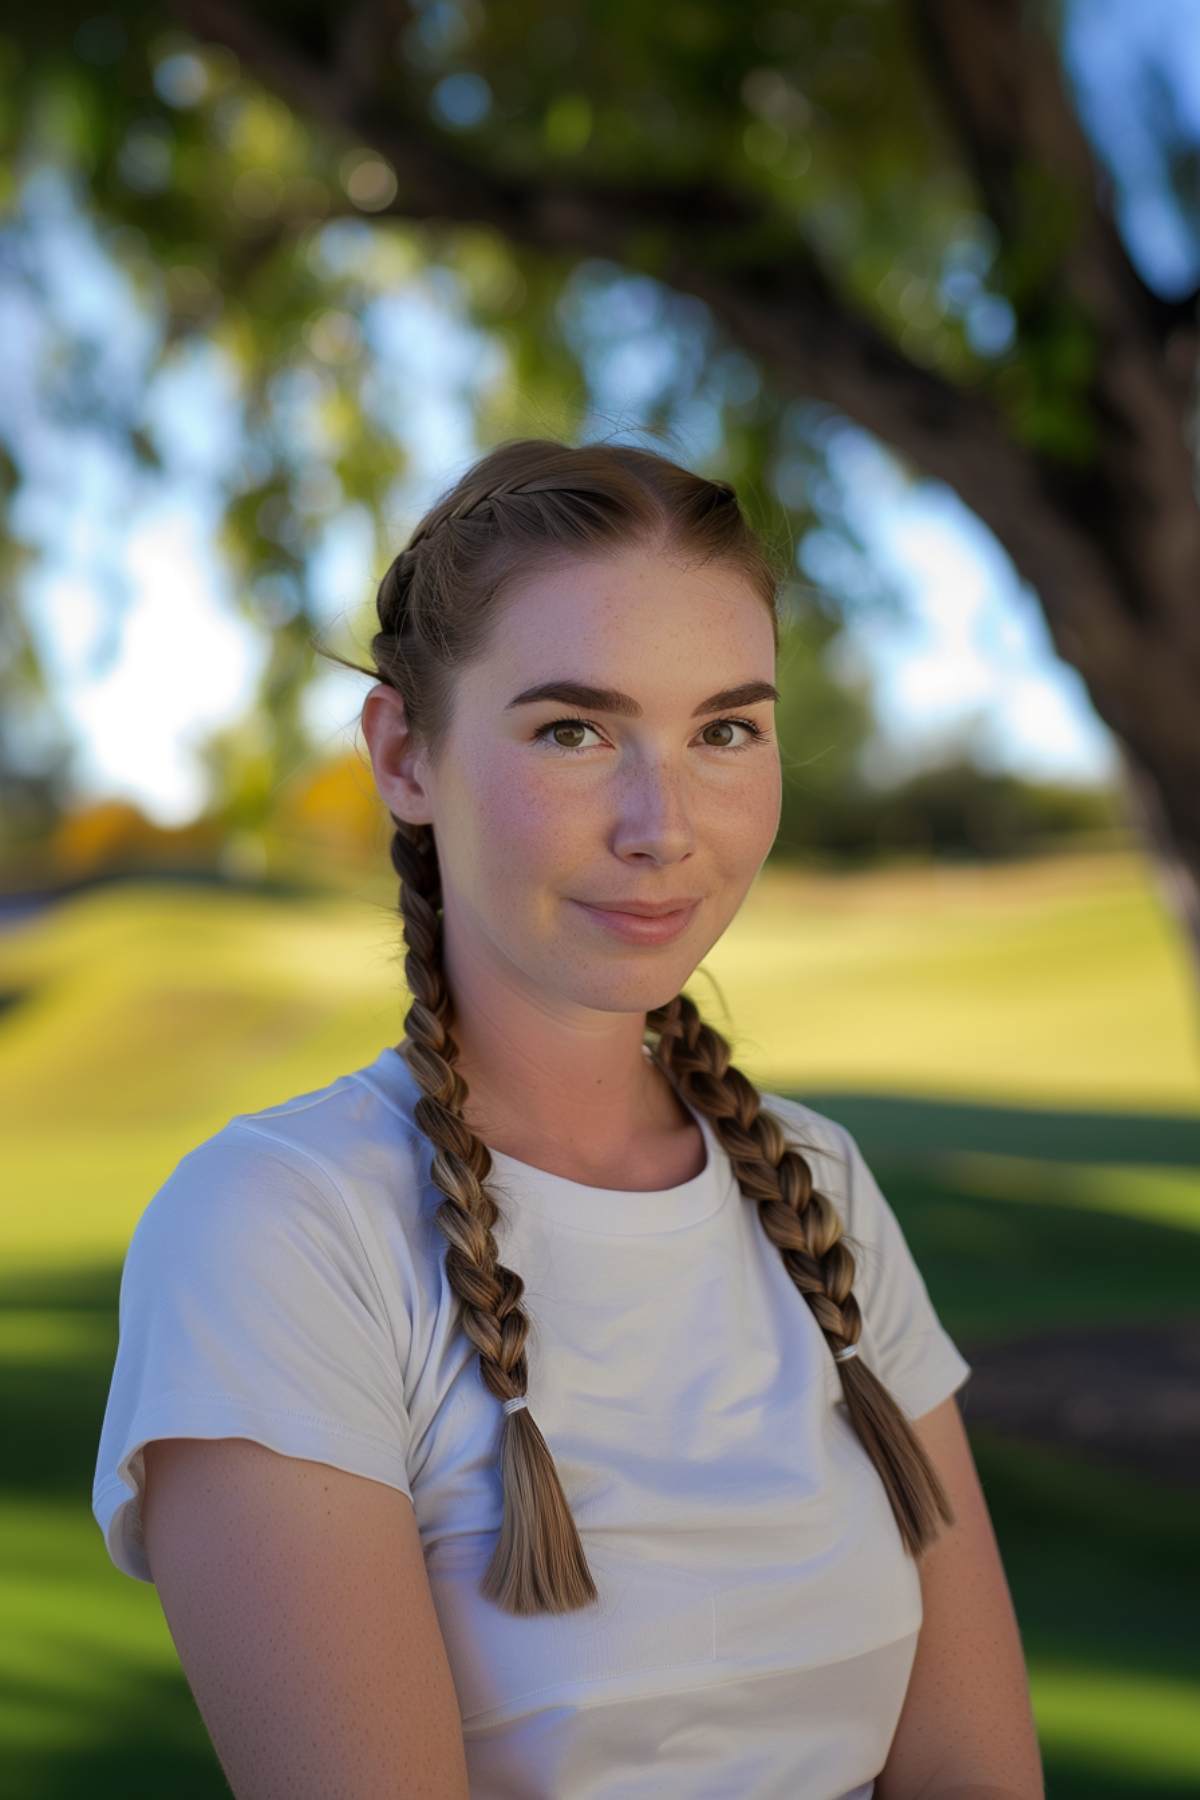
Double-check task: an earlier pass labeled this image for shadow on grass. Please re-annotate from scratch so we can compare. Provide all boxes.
[793,1086,1200,1168]
[3,1090,1197,1796]
[781,1088,1200,1339]
[5,1661,224,1799]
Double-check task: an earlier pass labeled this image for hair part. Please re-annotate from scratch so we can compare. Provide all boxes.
[320,435,954,1615]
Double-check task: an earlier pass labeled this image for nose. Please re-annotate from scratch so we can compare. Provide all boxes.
[610,755,696,864]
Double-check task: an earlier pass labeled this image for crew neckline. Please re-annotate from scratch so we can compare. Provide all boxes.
[360,1043,735,1236]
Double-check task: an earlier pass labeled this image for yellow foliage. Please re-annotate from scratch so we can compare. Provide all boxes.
[277,749,383,858]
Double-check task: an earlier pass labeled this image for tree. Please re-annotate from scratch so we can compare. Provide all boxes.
[3,1,1198,974]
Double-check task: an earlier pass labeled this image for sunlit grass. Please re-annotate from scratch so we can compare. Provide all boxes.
[1033,1662,1200,1785]
[711,848,1200,1108]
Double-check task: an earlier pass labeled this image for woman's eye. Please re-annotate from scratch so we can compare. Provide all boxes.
[535,718,599,753]
[532,716,768,755]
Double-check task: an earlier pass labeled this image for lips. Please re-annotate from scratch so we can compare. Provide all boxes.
[571,898,700,944]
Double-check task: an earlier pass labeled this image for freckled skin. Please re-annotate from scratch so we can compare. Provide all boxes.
[361,546,782,1161]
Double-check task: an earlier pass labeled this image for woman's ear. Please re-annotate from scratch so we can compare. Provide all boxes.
[361,682,434,825]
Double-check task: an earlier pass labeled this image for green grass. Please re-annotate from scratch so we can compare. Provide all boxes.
[966,1434,1199,1798]
[2,848,1198,1794]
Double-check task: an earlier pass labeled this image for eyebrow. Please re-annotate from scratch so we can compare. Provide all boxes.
[504,678,780,718]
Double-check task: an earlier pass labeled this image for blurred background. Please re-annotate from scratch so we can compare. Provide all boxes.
[2,1,1198,1794]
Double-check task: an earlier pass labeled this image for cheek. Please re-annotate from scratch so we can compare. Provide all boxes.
[714,761,783,852]
[752,760,784,843]
[469,751,576,870]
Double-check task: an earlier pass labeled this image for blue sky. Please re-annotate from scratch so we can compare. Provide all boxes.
[11,0,1200,827]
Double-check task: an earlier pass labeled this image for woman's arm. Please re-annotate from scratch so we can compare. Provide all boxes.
[142,1436,471,1799]
[874,1395,1045,1800]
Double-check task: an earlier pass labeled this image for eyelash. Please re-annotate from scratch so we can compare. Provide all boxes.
[532,715,769,756]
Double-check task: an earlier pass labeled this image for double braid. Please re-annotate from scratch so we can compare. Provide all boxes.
[376,468,954,1616]
[389,820,954,1618]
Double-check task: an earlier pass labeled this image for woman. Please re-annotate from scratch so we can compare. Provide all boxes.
[92,438,1043,1798]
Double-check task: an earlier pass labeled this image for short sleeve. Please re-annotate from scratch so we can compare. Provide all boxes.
[832,1120,972,1422]
[91,1123,415,1583]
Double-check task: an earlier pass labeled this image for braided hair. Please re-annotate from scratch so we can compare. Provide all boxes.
[321,436,955,1616]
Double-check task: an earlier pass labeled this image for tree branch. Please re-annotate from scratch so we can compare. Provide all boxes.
[169,0,1199,745]
[910,0,1195,351]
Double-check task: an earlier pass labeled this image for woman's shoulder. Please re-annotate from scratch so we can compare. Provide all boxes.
[136,1050,436,1275]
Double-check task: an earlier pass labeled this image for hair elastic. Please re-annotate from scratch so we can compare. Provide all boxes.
[833,1345,859,1363]
[503,1395,529,1415]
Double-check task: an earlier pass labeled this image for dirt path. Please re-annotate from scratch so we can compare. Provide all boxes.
[953,1320,1200,1491]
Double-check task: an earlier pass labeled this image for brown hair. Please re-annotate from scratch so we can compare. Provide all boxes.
[321,435,954,1615]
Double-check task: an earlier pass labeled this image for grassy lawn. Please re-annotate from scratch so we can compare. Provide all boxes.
[1,846,1197,1795]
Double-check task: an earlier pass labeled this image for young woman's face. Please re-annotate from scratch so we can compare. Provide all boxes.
[418,546,782,1018]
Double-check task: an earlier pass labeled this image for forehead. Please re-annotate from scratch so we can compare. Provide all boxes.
[475,550,772,682]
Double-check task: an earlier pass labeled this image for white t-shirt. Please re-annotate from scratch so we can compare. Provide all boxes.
[92,1043,972,1800]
